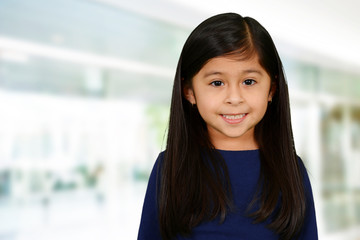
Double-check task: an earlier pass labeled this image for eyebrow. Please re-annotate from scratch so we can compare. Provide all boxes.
[243,69,263,75]
[203,69,263,78]
[203,71,222,78]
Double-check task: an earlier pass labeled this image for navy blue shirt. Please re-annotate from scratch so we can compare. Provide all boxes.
[138,149,318,239]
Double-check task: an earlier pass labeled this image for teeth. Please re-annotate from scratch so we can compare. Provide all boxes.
[222,114,246,119]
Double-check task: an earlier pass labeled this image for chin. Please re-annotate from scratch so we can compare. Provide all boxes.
[223,132,248,139]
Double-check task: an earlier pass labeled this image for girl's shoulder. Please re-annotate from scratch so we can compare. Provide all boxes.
[153,150,165,169]
[147,151,166,181]
[296,156,315,196]
[296,156,310,178]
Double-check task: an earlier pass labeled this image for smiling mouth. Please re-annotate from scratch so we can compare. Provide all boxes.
[221,113,247,120]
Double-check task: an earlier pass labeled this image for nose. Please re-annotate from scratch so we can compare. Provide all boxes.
[225,84,244,105]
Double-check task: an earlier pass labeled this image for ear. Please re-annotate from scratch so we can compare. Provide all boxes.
[268,81,277,102]
[183,85,196,105]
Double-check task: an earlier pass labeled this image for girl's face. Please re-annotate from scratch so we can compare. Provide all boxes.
[184,55,275,150]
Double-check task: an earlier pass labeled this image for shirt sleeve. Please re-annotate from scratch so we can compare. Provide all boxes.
[137,153,163,240]
[297,158,319,239]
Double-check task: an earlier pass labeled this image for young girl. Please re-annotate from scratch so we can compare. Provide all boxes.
[138,13,318,240]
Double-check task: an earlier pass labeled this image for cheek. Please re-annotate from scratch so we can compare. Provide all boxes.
[250,96,269,114]
[197,97,216,115]
[195,94,220,118]
[196,91,217,107]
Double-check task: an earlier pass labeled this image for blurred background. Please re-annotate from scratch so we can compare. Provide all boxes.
[0,0,359,239]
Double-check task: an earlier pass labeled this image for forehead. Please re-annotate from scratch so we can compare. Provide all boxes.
[198,55,267,76]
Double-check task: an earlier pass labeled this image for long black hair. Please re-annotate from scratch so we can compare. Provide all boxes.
[159,12,306,240]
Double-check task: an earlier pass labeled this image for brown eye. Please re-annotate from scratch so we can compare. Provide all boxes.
[211,81,224,87]
[243,79,256,86]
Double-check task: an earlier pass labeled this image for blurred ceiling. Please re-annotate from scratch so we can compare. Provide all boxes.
[98,0,360,73]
